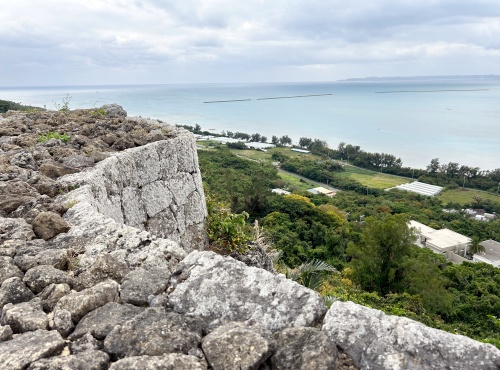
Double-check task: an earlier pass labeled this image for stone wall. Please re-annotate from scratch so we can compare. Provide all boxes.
[59,136,207,253]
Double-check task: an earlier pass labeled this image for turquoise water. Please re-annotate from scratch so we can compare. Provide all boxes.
[1,80,499,170]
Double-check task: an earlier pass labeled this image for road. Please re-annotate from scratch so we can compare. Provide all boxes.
[278,168,342,193]
[232,152,341,193]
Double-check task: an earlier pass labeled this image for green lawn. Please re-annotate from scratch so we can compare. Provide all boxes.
[277,171,316,192]
[438,188,500,206]
[228,146,324,162]
[199,143,415,190]
[336,166,410,189]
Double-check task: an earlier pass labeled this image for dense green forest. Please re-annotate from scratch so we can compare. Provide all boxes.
[0,99,44,113]
[198,147,500,348]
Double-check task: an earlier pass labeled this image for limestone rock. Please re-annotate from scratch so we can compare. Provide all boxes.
[70,302,143,340]
[62,154,94,169]
[14,248,71,272]
[70,333,101,354]
[39,161,78,179]
[1,298,48,333]
[322,301,500,370]
[0,180,37,214]
[120,268,169,306]
[168,251,327,331]
[0,325,13,342]
[0,330,65,370]
[39,283,71,312]
[0,217,35,242]
[104,307,204,359]
[27,350,109,370]
[0,256,23,285]
[55,280,119,323]
[230,245,275,273]
[0,277,34,308]
[23,265,73,294]
[27,174,61,197]
[109,353,206,370]
[53,309,73,337]
[32,211,69,240]
[202,322,273,370]
[9,151,37,170]
[74,253,129,290]
[102,104,127,118]
[271,327,337,370]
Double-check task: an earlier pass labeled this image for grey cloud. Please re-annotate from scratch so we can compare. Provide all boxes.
[0,0,499,85]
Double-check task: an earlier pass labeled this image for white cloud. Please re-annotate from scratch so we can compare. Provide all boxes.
[0,0,499,85]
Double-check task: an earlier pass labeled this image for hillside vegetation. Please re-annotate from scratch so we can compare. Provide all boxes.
[199,147,500,348]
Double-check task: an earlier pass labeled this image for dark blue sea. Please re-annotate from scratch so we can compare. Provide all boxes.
[1,79,499,170]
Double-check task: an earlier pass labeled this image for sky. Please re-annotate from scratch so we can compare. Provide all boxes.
[1,0,500,86]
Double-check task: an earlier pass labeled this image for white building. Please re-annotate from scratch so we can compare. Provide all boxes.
[307,187,336,197]
[395,181,443,197]
[272,188,291,195]
[408,220,471,258]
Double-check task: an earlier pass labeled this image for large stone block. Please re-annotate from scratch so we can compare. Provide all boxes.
[168,251,327,332]
[322,301,500,370]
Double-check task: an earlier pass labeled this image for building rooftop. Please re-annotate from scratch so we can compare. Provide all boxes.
[426,229,471,251]
[272,188,291,195]
[307,187,336,197]
[291,148,310,154]
[395,181,443,197]
[408,220,436,235]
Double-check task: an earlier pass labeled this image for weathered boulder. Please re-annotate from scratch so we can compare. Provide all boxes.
[0,180,37,214]
[0,217,35,242]
[104,307,204,359]
[271,327,337,370]
[23,265,73,294]
[27,174,61,197]
[322,301,500,370]
[53,308,74,337]
[55,280,119,323]
[102,104,127,118]
[229,245,275,273]
[39,161,78,179]
[0,325,13,342]
[0,277,34,308]
[32,211,70,240]
[168,251,327,331]
[70,302,143,340]
[1,298,48,333]
[0,330,65,369]
[27,350,110,370]
[38,283,71,312]
[62,154,94,169]
[9,150,37,170]
[70,332,101,354]
[202,322,273,370]
[10,195,66,225]
[120,268,169,306]
[109,353,206,370]
[0,256,23,285]
[14,248,71,272]
[74,253,129,290]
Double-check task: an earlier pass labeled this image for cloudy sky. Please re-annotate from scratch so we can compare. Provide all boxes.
[1,0,499,86]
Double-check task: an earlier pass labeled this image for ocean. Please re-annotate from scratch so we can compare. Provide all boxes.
[1,79,499,171]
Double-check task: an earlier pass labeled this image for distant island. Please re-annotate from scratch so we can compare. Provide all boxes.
[339,74,500,82]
